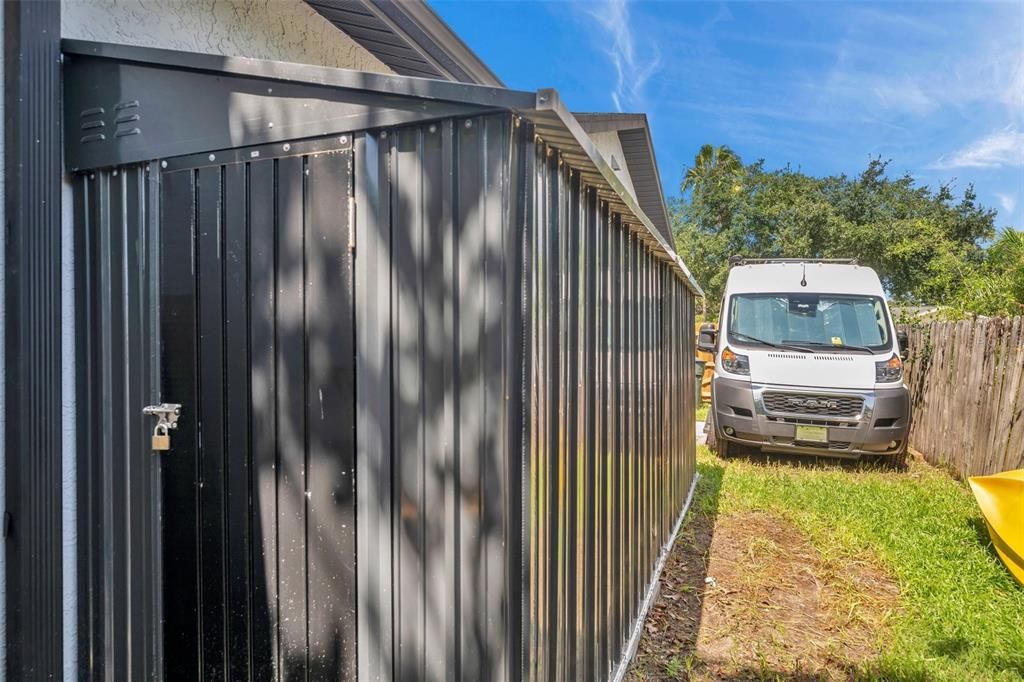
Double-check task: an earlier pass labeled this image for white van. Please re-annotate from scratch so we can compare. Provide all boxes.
[698,258,911,463]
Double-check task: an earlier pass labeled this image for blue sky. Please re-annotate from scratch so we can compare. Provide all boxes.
[433,0,1024,229]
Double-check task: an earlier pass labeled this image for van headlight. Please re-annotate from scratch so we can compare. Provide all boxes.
[721,347,750,375]
[875,353,903,383]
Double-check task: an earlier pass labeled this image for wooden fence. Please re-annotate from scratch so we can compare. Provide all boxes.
[902,316,1024,478]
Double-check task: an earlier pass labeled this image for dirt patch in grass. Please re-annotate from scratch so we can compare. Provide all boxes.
[630,511,900,680]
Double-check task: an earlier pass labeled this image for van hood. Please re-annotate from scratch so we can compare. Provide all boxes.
[745,349,878,390]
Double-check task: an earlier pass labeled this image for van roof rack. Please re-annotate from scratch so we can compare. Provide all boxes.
[728,256,858,267]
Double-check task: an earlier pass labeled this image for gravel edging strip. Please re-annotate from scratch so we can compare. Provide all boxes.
[612,471,702,682]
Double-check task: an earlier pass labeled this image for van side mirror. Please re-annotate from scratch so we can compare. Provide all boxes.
[896,330,909,361]
[697,329,717,353]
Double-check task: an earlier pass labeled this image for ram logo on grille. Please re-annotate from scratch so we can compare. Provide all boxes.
[763,392,864,417]
[786,397,839,410]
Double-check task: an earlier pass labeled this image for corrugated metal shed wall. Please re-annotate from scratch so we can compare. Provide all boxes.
[72,164,162,680]
[524,138,696,681]
[355,114,522,680]
[68,107,695,680]
[354,111,696,681]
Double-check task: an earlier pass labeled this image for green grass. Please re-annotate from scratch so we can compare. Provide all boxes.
[695,400,709,422]
[694,444,1024,680]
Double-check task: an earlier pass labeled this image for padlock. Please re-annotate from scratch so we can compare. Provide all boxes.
[152,423,171,451]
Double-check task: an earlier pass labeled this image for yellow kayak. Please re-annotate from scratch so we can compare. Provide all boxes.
[968,469,1024,586]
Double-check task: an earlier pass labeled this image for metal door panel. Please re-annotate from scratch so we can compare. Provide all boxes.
[196,164,230,679]
[305,152,356,679]
[159,168,203,679]
[248,157,280,681]
[223,161,253,682]
[159,141,355,680]
[275,154,309,682]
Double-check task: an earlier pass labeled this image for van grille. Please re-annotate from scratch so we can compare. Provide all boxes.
[763,392,863,418]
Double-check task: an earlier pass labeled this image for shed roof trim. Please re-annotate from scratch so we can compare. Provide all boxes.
[574,112,674,247]
[305,0,504,86]
[61,39,701,295]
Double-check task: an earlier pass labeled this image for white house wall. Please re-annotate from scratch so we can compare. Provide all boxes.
[61,0,393,73]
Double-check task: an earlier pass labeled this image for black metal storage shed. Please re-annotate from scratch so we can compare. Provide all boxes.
[64,40,702,681]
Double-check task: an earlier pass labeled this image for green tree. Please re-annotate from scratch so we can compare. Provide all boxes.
[949,228,1024,317]
[673,148,1011,318]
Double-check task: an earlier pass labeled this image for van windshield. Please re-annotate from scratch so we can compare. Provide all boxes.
[727,293,891,352]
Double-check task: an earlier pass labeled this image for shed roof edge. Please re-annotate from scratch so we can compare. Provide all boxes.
[61,39,703,295]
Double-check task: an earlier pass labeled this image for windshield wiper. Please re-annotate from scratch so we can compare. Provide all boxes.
[730,331,814,353]
[792,340,874,354]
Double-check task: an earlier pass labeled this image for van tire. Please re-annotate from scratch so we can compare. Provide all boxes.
[874,446,908,470]
[708,412,733,458]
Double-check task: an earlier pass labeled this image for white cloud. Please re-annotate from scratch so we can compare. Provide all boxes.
[929,128,1024,169]
[1004,53,1024,116]
[871,79,938,116]
[811,3,1023,128]
[581,0,660,112]
[995,192,1017,214]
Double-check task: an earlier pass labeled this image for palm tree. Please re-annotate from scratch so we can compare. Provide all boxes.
[989,228,1024,304]
[681,144,742,196]
[681,144,744,234]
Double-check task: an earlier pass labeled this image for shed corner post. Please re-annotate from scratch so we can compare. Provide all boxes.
[3,0,65,678]
[508,115,536,682]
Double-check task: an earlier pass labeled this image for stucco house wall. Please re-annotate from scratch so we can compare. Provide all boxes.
[61,0,392,73]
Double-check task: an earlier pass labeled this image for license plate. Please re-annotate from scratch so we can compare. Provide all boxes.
[795,425,828,443]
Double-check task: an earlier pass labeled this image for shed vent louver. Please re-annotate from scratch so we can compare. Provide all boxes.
[113,100,141,138]
[80,106,106,144]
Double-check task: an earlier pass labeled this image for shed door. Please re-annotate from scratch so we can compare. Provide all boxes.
[158,140,356,680]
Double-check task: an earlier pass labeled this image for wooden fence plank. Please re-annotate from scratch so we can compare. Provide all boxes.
[903,315,1024,478]
[996,318,1024,473]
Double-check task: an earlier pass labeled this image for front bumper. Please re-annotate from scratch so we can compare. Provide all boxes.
[711,376,911,458]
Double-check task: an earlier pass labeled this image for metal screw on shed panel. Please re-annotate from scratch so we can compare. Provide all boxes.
[379,131,387,139]
[340,136,348,144]
[429,124,436,133]
[283,143,291,152]
[268,122,274,129]
[465,120,473,128]
[161,161,167,168]
[209,154,216,162]
[112,169,118,176]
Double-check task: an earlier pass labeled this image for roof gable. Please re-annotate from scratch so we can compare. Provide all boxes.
[574,113,674,249]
